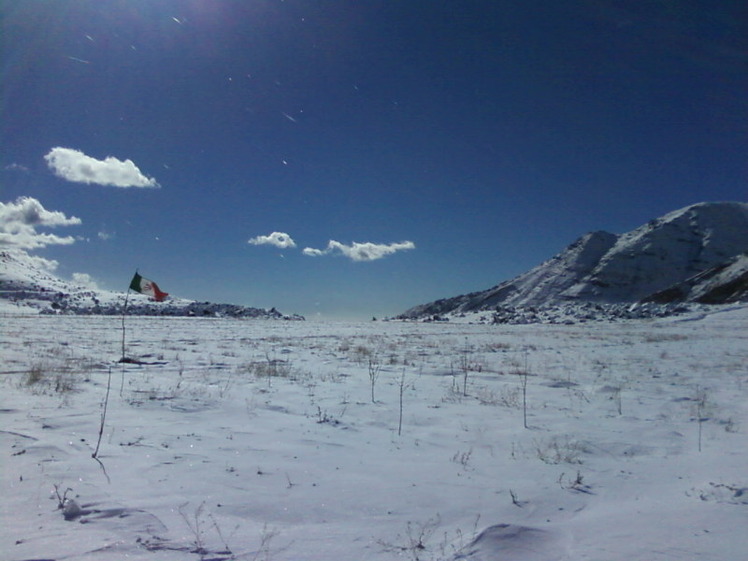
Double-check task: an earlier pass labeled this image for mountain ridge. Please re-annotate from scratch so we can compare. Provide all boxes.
[400,201,748,321]
[0,250,303,319]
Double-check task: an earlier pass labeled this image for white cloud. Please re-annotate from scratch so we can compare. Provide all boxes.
[72,272,99,289]
[302,240,416,262]
[0,196,82,250]
[301,247,327,257]
[0,196,80,228]
[248,231,297,249]
[24,253,60,273]
[0,231,77,250]
[4,163,29,173]
[44,147,159,188]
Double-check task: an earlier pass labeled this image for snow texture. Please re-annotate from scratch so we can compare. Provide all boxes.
[2,307,747,560]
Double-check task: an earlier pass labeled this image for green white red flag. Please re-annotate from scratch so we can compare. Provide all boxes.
[129,272,169,302]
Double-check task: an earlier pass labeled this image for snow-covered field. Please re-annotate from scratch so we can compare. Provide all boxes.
[2,308,747,560]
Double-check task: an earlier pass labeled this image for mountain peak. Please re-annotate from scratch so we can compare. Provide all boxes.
[564,201,748,302]
[400,201,748,320]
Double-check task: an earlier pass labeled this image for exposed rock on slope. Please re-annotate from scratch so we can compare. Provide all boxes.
[400,202,748,320]
[645,253,748,305]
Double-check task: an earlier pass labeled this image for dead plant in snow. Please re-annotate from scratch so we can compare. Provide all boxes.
[534,436,584,465]
[178,501,239,559]
[368,354,382,403]
[379,515,441,561]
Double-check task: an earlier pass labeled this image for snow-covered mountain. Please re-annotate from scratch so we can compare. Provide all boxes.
[561,201,748,302]
[400,202,748,321]
[0,250,303,319]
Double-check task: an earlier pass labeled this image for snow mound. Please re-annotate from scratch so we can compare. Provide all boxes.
[452,524,570,561]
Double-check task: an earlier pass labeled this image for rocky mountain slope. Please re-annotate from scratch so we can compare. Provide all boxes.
[644,252,748,304]
[400,202,748,321]
[0,250,303,319]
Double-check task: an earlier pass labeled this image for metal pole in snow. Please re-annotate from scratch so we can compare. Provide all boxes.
[121,288,130,362]
[120,270,136,362]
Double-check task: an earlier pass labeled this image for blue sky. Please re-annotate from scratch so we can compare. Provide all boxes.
[1,1,746,319]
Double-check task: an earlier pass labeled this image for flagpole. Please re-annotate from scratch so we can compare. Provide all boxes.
[121,290,130,362]
[121,270,136,362]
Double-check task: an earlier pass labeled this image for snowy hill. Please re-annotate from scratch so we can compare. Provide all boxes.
[400,202,748,321]
[0,250,302,319]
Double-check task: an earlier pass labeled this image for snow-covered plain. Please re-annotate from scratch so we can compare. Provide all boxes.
[2,309,747,560]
